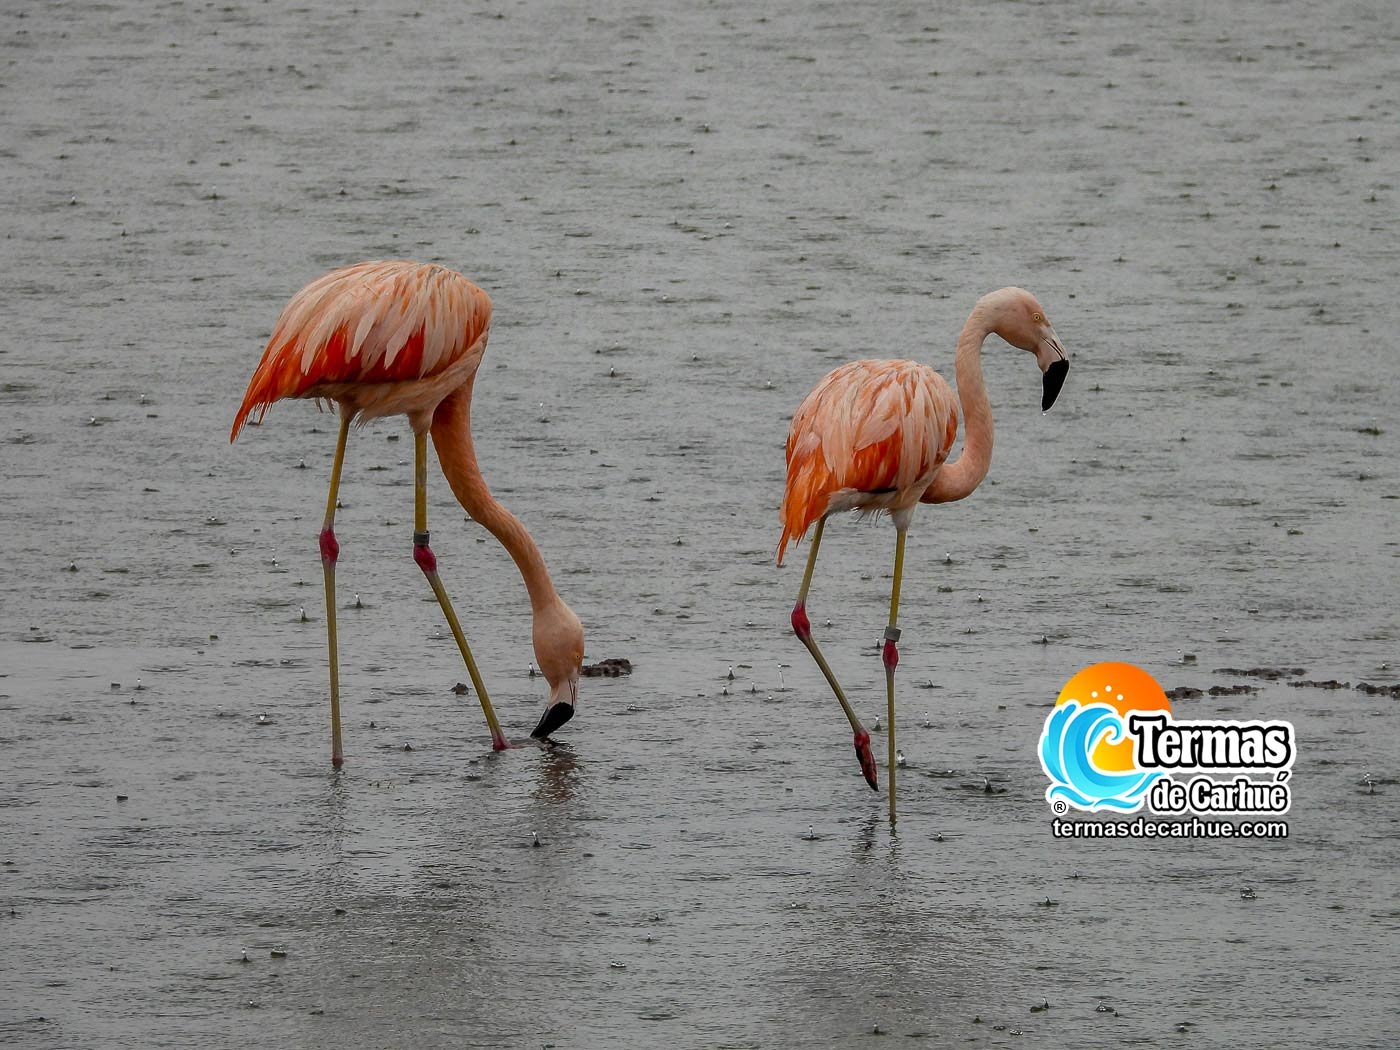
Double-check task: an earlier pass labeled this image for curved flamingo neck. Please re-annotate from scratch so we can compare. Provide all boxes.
[429,384,560,614]
[924,311,994,504]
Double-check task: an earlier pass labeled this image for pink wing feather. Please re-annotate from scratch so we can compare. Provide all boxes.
[231,261,491,440]
[778,360,959,564]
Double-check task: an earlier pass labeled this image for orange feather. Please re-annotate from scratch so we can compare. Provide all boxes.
[778,360,959,565]
[230,260,491,440]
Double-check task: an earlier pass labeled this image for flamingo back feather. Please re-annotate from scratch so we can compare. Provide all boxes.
[778,360,959,565]
[230,260,492,440]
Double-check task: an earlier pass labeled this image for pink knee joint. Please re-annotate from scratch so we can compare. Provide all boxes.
[882,626,900,672]
[413,531,437,574]
[791,603,811,641]
[319,527,339,564]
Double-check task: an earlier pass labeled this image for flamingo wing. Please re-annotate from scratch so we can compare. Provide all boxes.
[231,260,492,439]
[778,360,958,564]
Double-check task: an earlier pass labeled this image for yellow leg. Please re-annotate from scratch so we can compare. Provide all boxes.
[320,414,351,768]
[791,517,878,791]
[883,527,908,825]
[411,432,510,751]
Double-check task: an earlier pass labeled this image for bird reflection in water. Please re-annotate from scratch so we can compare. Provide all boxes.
[531,743,582,805]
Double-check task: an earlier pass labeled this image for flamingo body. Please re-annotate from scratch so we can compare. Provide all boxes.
[231,260,493,439]
[778,360,960,566]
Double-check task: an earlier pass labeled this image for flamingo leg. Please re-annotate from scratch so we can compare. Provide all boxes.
[883,527,908,826]
[411,432,510,751]
[320,411,351,769]
[791,517,878,791]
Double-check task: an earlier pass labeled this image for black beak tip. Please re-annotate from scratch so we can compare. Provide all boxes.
[531,702,575,740]
[1042,359,1069,412]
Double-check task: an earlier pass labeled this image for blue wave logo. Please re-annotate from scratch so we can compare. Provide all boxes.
[1039,701,1162,813]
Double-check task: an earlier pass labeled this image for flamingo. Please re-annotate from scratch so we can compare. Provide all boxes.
[231,260,584,766]
[777,287,1069,823]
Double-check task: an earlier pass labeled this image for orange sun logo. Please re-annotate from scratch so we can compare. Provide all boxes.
[1055,661,1172,773]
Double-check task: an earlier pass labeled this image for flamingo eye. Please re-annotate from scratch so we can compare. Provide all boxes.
[1032,312,1044,323]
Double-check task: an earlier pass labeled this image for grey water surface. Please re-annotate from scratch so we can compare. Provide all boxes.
[2,0,1399,1047]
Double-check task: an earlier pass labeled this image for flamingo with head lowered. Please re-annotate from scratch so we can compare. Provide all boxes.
[777,287,1069,822]
[231,260,584,766]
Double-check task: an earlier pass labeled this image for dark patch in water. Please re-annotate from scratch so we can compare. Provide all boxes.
[581,657,633,677]
[1214,666,1305,679]
[1356,682,1400,698]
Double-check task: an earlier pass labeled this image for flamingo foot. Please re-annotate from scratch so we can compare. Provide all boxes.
[854,729,878,791]
[531,702,575,741]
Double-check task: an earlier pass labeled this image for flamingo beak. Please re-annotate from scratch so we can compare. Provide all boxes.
[1036,332,1069,411]
[530,673,578,740]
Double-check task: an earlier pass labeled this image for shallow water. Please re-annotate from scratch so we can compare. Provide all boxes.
[2,0,1399,1046]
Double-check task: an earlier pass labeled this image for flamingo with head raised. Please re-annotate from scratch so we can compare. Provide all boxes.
[778,287,1069,822]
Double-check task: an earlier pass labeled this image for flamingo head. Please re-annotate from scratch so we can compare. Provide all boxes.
[980,287,1070,411]
[530,598,585,740]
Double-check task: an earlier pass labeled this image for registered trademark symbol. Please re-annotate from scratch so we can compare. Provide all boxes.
[1052,800,1067,815]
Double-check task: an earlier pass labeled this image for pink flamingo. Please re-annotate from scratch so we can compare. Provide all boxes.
[778,288,1069,822]
[231,260,584,766]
